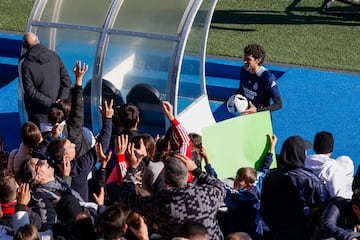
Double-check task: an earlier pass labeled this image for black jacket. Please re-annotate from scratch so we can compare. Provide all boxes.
[65,85,91,158]
[21,44,71,115]
[319,197,359,240]
[260,136,330,240]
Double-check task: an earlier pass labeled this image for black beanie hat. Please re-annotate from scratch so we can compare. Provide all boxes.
[313,131,334,154]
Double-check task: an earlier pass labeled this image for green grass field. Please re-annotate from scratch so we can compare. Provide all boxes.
[1,0,359,72]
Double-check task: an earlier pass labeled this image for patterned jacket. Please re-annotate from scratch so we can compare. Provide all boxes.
[119,167,226,240]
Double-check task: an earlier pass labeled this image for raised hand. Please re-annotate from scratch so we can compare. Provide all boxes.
[93,186,105,206]
[73,60,88,86]
[99,99,114,118]
[114,134,128,155]
[127,142,145,169]
[59,158,71,177]
[200,146,210,165]
[161,101,174,121]
[268,134,278,153]
[17,183,31,206]
[175,153,197,172]
[96,142,112,169]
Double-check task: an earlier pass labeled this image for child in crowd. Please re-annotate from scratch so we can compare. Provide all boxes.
[40,60,93,158]
[222,134,277,239]
[8,122,43,174]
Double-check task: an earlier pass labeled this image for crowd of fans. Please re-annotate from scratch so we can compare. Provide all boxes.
[0,34,359,240]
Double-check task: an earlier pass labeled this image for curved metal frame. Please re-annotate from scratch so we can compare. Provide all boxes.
[19,0,218,134]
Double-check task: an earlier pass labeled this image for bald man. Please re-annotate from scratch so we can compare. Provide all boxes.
[20,32,71,127]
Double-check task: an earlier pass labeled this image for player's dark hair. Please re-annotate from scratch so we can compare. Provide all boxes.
[244,44,266,64]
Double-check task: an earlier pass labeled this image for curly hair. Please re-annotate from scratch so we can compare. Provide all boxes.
[244,44,266,64]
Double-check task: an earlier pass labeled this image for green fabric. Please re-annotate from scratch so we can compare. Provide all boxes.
[202,111,277,179]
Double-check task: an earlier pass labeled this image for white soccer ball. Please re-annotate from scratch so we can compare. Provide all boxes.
[227,94,248,115]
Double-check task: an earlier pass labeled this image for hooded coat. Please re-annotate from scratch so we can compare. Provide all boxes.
[305,154,354,199]
[20,44,71,124]
[260,136,329,240]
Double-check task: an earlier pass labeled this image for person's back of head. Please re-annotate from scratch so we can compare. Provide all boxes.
[117,103,140,130]
[244,44,266,64]
[163,126,180,153]
[189,133,202,150]
[72,211,95,240]
[46,138,67,165]
[313,131,334,154]
[22,32,40,50]
[21,122,42,151]
[13,224,40,240]
[97,203,129,239]
[55,194,82,223]
[279,136,312,169]
[226,232,252,240]
[234,167,257,190]
[0,174,17,203]
[15,157,36,186]
[164,156,188,188]
[47,102,67,125]
[59,99,71,119]
[189,132,202,165]
[178,221,209,240]
[52,199,94,240]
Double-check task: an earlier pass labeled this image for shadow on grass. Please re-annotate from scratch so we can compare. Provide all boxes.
[212,2,360,31]
[287,0,360,15]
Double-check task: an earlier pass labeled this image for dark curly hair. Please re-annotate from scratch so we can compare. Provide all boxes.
[244,44,266,64]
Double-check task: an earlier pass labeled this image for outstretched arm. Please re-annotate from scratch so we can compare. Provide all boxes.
[201,147,218,178]
[258,134,277,173]
[96,99,114,154]
[161,101,192,158]
[67,61,89,157]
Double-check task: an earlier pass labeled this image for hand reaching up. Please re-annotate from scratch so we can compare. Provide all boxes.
[93,186,105,206]
[268,134,278,153]
[17,183,31,206]
[114,134,128,155]
[96,142,112,169]
[73,60,88,86]
[99,99,114,118]
[175,153,197,172]
[161,101,174,121]
[126,142,145,169]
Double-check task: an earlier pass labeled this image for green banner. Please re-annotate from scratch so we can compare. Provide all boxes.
[202,111,277,179]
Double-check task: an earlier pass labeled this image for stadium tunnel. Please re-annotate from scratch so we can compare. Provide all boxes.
[18,0,218,135]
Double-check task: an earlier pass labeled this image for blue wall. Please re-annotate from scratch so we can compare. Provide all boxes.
[0,32,359,173]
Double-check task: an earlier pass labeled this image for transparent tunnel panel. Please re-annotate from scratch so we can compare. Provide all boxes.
[36,0,111,27]
[103,34,176,102]
[114,0,191,35]
[32,27,100,87]
[20,0,218,135]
